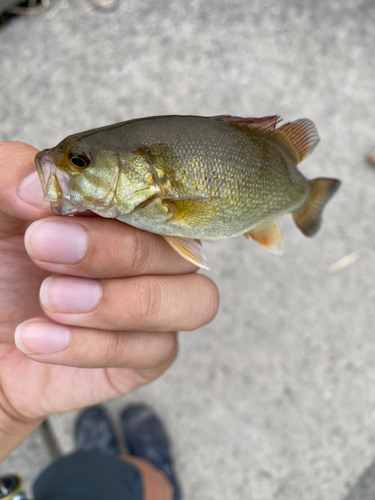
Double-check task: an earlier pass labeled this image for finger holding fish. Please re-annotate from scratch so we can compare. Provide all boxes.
[24,216,198,279]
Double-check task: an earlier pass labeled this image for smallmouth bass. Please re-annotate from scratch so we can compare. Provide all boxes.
[35,115,341,269]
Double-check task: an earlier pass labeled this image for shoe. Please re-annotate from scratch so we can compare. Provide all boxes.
[121,404,181,500]
[75,405,119,455]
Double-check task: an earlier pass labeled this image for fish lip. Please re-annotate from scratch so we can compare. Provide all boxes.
[35,149,86,216]
[35,149,53,189]
[35,149,62,214]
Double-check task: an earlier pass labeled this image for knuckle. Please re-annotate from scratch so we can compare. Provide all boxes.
[103,331,122,361]
[161,331,179,363]
[134,277,163,323]
[148,332,179,369]
[124,332,179,384]
[128,229,149,274]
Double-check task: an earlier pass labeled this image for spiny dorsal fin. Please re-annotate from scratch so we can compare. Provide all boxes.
[244,219,284,255]
[293,178,341,236]
[213,115,281,131]
[274,119,319,163]
[163,235,209,269]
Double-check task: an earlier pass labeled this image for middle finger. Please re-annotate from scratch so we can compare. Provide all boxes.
[40,273,219,332]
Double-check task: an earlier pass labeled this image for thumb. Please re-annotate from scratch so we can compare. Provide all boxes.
[0,141,51,233]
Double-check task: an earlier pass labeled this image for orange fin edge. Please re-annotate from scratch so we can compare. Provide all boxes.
[244,219,284,255]
[163,236,209,270]
[274,118,319,163]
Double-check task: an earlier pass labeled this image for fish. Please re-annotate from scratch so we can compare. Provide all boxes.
[35,114,341,269]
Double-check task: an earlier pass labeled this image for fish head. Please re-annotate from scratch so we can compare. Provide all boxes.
[35,133,154,218]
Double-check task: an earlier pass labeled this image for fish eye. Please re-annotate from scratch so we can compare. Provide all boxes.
[70,156,87,168]
[68,147,91,170]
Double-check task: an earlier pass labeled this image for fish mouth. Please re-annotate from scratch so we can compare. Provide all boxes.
[35,149,87,215]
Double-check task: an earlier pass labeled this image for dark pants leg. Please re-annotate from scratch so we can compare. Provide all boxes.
[33,450,143,500]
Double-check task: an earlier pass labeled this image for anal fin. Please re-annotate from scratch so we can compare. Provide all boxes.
[244,219,284,255]
[163,235,209,269]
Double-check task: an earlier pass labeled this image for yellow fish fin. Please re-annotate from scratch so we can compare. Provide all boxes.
[293,178,341,236]
[244,219,284,255]
[213,115,281,131]
[163,236,209,269]
[274,119,319,163]
[165,199,216,224]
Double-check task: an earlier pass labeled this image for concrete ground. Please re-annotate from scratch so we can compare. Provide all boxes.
[0,0,375,498]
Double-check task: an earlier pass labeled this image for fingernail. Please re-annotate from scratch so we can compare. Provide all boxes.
[15,319,70,354]
[25,220,87,264]
[40,276,102,313]
[18,171,50,210]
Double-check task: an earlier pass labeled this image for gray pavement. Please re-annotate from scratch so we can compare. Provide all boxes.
[0,0,375,498]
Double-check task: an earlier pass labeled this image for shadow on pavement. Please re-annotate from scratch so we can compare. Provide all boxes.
[343,458,375,500]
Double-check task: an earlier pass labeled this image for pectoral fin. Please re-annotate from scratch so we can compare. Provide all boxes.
[244,219,284,255]
[166,199,217,224]
[163,236,209,269]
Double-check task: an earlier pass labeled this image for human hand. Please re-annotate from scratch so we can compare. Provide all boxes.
[0,141,219,449]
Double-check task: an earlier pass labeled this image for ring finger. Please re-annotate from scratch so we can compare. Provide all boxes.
[15,317,178,371]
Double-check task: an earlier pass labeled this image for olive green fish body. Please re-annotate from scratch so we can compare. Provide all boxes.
[112,117,311,239]
[35,115,340,268]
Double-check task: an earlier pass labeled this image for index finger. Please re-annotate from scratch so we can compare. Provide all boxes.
[25,213,199,278]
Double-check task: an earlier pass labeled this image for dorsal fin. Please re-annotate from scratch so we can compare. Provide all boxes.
[274,119,319,163]
[213,115,281,131]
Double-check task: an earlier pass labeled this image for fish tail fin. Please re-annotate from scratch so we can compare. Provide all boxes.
[293,178,341,236]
